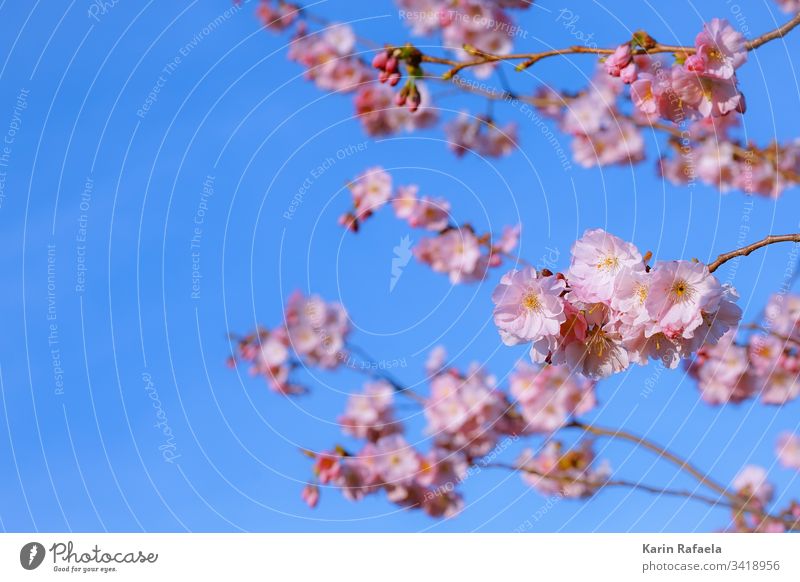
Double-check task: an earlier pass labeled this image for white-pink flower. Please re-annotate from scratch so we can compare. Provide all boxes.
[567,228,644,303]
[732,465,774,505]
[693,18,747,80]
[776,432,800,470]
[492,268,567,346]
[373,434,421,486]
[645,260,724,340]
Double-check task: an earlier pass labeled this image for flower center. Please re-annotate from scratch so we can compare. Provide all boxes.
[670,279,695,302]
[522,292,542,311]
[596,254,619,272]
[636,283,648,304]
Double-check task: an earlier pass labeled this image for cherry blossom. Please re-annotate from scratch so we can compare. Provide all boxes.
[339,381,400,441]
[492,267,567,348]
[688,292,800,406]
[776,432,800,470]
[518,440,611,498]
[509,363,596,433]
[230,292,351,393]
[733,465,774,506]
[492,229,741,378]
[445,112,518,158]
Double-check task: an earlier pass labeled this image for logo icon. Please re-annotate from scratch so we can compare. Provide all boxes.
[390,235,413,292]
[20,542,46,570]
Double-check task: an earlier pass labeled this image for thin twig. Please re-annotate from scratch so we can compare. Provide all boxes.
[566,421,735,501]
[707,234,800,273]
[483,461,736,510]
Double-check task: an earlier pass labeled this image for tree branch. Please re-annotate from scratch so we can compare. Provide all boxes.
[422,12,800,77]
[483,461,736,510]
[707,234,800,273]
[566,420,735,501]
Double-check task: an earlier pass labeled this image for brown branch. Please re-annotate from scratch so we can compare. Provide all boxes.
[483,461,736,510]
[566,420,735,501]
[746,11,800,50]
[421,12,800,78]
[707,234,800,273]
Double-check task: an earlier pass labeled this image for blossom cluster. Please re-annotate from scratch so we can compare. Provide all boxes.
[517,440,610,498]
[307,435,468,518]
[727,465,800,533]
[445,112,518,158]
[660,118,800,199]
[339,167,521,283]
[338,380,401,441]
[509,363,596,433]
[255,1,440,136]
[687,293,800,405]
[624,19,747,122]
[424,363,520,457]
[493,228,742,378]
[396,0,532,78]
[557,65,645,168]
[229,292,350,394]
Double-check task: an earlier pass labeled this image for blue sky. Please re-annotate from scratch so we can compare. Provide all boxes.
[0,0,799,532]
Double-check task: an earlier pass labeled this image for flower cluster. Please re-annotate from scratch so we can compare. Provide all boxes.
[354,82,439,136]
[256,0,299,31]
[255,2,440,135]
[557,67,645,168]
[509,363,596,433]
[338,380,401,441]
[517,440,611,498]
[340,167,521,282]
[424,364,519,457]
[286,22,372,93]
[445,112,518,158]
[396,0,531,78]
[229,292,350,393]
[493,228,742,378]
[627,19,747,122]
[307,436,468,518]
[660,123,800,199]
[687,293,800,405]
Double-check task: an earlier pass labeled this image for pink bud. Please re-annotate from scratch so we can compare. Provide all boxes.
[685,54,706,73]
[388,73,401,86]
[372,51,388,70]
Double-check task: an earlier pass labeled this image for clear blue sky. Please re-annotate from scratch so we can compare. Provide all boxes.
[0,0,799,532]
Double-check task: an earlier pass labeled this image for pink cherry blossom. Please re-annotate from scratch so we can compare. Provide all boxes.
[604,44,633,77]
[693,18,747,80]
[776,432,800,470]
[518,440,610,498]
[373,434,421,486]
[339,381,400,441]
[509,362,596,433]
[733,465,774,506]
[301,484,320,508]
[257,0,299,31]
[567,228,644,303]
[445,112,517,158]
[414,227,484,283]
[348,166,393,220]
[492,267,567,346]
[644,260,724,340]
[355,82,438,137]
